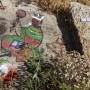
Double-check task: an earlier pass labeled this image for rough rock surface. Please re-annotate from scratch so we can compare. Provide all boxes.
[0,0,64,64]
[70,2,90,58]
[0,1,64,89]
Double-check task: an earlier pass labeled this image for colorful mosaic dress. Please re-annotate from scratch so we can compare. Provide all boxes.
[1,25,43,53]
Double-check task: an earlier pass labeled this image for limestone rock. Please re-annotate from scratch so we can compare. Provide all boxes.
[0,0,63,59]
[70,2,90,58]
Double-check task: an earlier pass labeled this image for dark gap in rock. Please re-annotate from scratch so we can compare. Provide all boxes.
[55,9,84,55]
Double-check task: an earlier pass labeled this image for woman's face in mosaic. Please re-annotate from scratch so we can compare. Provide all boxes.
[32,18,41,26]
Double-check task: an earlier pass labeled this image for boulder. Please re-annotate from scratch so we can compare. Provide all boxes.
[0,0,63,60]
[70,2,90,58]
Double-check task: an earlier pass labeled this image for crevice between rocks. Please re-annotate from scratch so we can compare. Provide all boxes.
[55,9,84,55]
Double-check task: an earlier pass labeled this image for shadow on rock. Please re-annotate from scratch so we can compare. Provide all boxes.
[56,9,84,55]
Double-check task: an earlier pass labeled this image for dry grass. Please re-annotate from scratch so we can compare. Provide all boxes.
[38,0,90,13]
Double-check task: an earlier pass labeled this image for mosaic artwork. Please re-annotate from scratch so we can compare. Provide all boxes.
[0,9,44,62]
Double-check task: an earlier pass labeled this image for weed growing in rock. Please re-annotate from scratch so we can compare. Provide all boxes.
[18,50,90,90]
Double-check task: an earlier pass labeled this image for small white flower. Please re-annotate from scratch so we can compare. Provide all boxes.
[86,72,90,76]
